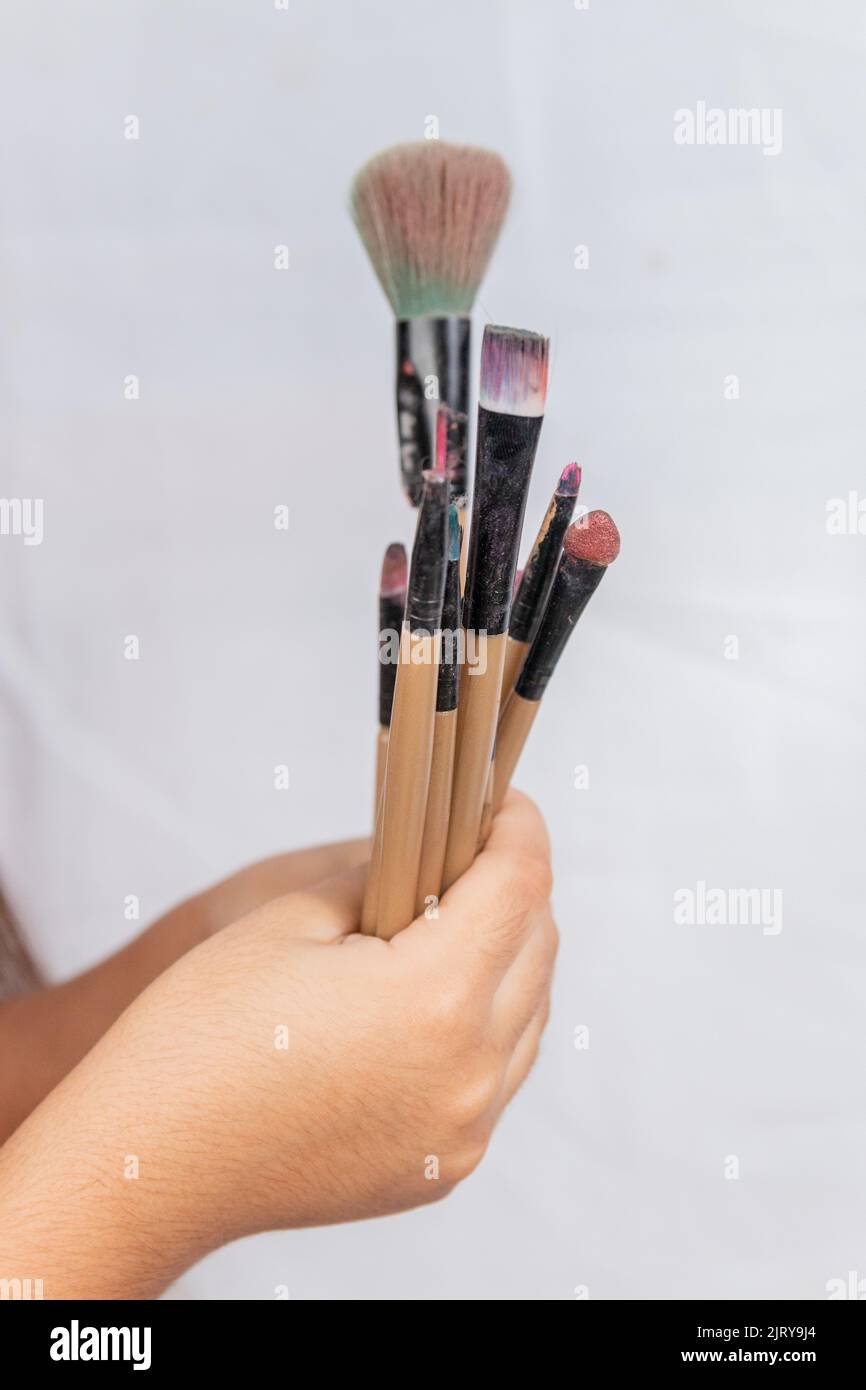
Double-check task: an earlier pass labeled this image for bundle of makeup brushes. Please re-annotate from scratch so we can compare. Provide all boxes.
[351,141,621,940]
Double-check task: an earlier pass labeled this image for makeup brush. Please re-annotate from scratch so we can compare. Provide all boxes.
[364,471,449,940]
[442,404,470,585]
[442,324,549,890]
[376,542,408,810]
[501,462,582,704]
[492,510,620,815]
[476,465,580,846]
[350,141,511,509]
[415,502,462,915]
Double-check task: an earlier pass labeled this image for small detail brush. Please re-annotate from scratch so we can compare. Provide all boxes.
[350,141,511,507]
[493,510,620,815]
[376,542,408,811]
[415,501,462,914]
[501,462,582,703]
[364,471,449,939]
[442,324,549,889]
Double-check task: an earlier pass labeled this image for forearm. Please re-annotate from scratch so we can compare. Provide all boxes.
[0,1040,205,1299]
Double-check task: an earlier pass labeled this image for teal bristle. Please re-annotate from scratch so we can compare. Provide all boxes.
[448,503,461,562]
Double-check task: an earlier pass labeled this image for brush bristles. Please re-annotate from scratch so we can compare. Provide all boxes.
[563,511,620,567]
[350,142,512,319]
[434,405,449,476]
[479,325,549,418]
[557,462,582,496]
[448,503,461,562]
[444,407,467,490]
[380,542,408,597]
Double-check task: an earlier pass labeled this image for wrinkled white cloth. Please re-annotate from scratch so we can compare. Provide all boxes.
[1,0,864,1299]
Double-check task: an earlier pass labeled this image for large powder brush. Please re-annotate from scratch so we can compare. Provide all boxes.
[350,141,511,508]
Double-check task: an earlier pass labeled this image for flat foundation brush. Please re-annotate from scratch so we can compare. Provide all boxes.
[442,324,549,889]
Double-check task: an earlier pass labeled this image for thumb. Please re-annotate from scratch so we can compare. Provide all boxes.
[391,790,552,987]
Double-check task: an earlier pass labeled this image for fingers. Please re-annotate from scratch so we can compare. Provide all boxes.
[491,905,558,1049]
[395,790,552,992]
[497,990,551,1111]
[486,788,551,864]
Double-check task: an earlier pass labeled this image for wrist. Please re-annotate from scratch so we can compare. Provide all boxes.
[0,1026,218,1298]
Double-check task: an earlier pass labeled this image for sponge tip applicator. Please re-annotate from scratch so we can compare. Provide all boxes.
[563,510,620,568]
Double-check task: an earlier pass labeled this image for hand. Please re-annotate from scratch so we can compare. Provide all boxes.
[0,792,557,1298]
[0,836,368,1142]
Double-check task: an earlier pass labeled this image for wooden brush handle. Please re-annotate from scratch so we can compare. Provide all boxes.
[492,691,540,817]
[500,634,530,713]
[415,708,458,916]
[441,632,506,890]
[376,632,439,939]
[374,725,389,817]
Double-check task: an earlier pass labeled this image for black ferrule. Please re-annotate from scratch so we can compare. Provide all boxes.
[406,474,448,633]
[378,590,406,727]
[395,317,471,506]
[515,555,607,702]
[463,406,543,636]
[510,490,577,644]
[436,556,462,712]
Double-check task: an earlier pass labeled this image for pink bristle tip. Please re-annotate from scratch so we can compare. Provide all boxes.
[380,542,408,595]
[558,462,582,496]
[434,406,449,475]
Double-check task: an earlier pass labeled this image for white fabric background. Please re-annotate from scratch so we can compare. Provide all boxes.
[1,0,864,1299]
